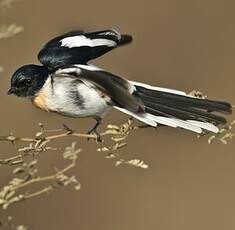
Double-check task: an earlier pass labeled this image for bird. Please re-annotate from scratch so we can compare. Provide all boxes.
[8,29,232,138]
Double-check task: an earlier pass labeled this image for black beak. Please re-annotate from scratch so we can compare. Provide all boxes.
[7,87,15,95]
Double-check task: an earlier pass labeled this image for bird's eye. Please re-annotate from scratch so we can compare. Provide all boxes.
[16,78,32,87]
[25,79,32,85]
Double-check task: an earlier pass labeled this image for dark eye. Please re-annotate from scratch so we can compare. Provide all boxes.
[16,78,32,87]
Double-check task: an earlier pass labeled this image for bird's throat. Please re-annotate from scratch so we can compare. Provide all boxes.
[32,90,49,112]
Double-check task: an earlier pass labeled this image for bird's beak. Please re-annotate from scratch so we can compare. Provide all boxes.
[7,87,15,95]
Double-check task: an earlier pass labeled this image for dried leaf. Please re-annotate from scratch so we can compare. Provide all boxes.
[126,159,149,169]
[63,142,81,160]
[5,190,15,200]
[107,124,120,130]
[12,167,25,175]
[35,131,43,138]
[74,184,81,191]
[3,194,24,209]
[97,146,110,152]
[0,24,24,39]
[115,142,127,150]
[104,129,120,135]
[27,160,38,169]
[105,153,117,159]
[111,135,128,142]
[9,178,25,186]
[208,135,216,144]
[220,139,227,144]
[0,198,5,205]
[207,120,235,144]
[16,225,28,230]
[188,90,207,99]
[115,159,124,167]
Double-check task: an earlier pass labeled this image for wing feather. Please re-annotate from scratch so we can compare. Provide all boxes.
[38,29,132,71]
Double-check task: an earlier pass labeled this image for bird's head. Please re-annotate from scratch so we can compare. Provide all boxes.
[8,64,49,97]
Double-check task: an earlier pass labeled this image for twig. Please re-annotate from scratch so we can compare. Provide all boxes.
[0,142,80,210]
[24,186,53,199]
[0,130,114,143]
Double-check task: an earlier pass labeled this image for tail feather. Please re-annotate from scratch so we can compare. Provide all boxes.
[114,106,205,133]
[145,113,204,133]
[115,81,232,134]
[144,100,227,125]
[185,120,219,133]
[138,88,231,114]
[114,106,157,127]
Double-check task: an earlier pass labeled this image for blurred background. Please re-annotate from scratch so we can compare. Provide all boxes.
[0,0,235,229]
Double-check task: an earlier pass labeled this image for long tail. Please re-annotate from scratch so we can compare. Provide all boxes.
[115,81,232,134]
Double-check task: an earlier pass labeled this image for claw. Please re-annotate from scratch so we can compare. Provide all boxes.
[88,130,102,142]
[87,118,102,142]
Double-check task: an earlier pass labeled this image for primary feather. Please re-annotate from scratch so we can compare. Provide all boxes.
[128,81,231,133]
[38,29,132,71]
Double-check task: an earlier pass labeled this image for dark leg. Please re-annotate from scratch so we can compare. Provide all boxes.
[87,117,102,142]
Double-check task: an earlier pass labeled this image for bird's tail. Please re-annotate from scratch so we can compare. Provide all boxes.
[116,81,232,134]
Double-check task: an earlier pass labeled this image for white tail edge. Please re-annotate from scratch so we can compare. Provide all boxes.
[114,106,219,134]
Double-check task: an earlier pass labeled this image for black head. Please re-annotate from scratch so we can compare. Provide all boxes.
[8,64,49,97]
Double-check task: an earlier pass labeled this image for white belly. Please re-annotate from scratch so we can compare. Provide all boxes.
[35,76,112,118]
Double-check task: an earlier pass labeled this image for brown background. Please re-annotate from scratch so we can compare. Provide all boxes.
[0,0,235,229]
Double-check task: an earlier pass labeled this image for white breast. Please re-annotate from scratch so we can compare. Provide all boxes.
[39,76,111,118]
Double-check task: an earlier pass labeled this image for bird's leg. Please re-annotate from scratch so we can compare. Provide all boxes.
[87,118,102,142]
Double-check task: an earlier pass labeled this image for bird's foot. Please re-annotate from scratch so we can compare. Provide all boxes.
[87,118,102,142]
[87,128,102,142]
[63,124,74,134]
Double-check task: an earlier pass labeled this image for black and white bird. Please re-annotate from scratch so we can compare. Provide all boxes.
[8,29,232,136]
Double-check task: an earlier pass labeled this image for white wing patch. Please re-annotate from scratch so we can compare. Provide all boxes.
[55,64,104,74]
[61,35,117,48]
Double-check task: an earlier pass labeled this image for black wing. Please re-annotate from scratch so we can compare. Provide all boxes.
[54,65,144,113]
[38,29,132,71]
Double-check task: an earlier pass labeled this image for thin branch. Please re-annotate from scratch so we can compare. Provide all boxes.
[9,158,77,192]
[24,186,53,200]
[0,154,24,165]
[0,142,80,209]
[0,130,114,143]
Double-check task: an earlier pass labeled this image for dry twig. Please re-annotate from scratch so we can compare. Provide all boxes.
[0,120,146,211]
[0,142,81,210]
